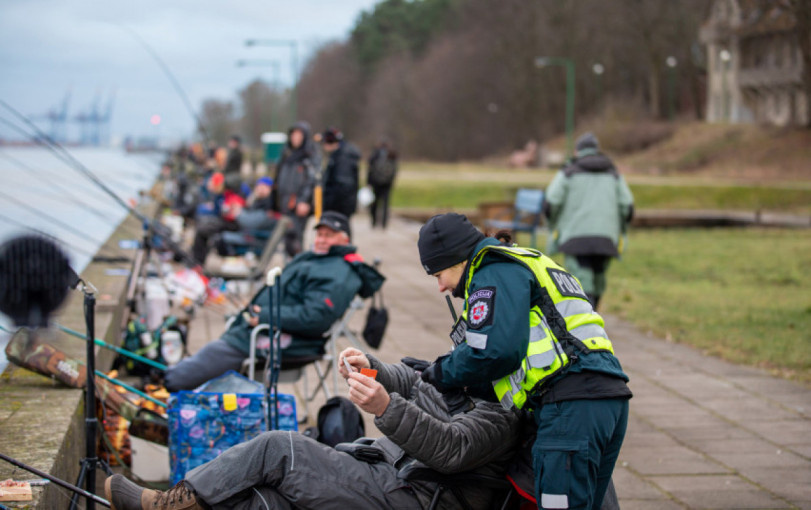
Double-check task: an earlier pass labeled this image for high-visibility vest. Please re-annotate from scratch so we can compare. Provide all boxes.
[462,245,614,410]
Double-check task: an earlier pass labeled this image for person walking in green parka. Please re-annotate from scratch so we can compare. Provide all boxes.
[543,132,634,309]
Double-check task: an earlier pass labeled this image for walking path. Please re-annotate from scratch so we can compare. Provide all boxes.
[191,213,811,510]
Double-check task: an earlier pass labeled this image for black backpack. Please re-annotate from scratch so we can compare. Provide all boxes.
[368,150,396,187]
[314,397,365,447]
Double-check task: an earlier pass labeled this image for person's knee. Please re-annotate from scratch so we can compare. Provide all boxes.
[251,430,293,454]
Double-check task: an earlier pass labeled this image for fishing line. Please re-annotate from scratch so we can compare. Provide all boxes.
[119,24,210,145]
[0,151,148,242]
[0,105,200,268]
[0,188,112,248]
[0,109,140,218]
[0,211,107,260]
[0,150,138,229]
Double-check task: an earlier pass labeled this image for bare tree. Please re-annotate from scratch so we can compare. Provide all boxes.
[200,99,236,146]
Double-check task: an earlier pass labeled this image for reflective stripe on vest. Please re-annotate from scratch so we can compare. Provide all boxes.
[464,245,615,410]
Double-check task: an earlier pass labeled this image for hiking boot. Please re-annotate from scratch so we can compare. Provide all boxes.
[105,474,205,510]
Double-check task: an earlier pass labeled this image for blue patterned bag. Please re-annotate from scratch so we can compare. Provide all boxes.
[167,371,297,483]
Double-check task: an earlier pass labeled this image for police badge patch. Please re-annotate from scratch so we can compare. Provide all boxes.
[546,268,588,299]
[467,287,495,328]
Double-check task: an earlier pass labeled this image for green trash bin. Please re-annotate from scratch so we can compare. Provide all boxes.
[262,132,287,164]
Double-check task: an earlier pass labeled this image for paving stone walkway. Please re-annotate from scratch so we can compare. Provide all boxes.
[191,213,811,510]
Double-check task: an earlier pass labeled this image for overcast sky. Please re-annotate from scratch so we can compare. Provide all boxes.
[0,0,379,144]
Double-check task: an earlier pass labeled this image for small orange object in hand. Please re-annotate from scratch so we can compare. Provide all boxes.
[360,368,377,379]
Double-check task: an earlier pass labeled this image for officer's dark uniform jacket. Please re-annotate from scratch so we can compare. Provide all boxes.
[367,354,520,510]
[438,237,631,408]
[222,244,383,358]
[323,140,361,217]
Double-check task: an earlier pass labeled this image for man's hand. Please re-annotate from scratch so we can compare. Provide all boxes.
[339,347,370,379]
[245,305,261,327]
[347,372,390,417]
[295,202,311,217]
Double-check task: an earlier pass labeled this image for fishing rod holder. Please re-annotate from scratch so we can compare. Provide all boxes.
[69,278,112,510]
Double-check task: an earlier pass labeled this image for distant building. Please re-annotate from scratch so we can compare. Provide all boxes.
[701,0,807,126]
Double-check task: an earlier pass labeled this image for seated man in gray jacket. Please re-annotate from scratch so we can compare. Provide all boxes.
[105,347,522,510]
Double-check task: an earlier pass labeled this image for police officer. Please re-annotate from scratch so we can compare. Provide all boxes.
[417,212,632,510]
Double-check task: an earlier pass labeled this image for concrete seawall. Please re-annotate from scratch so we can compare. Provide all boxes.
[0,204,156,508]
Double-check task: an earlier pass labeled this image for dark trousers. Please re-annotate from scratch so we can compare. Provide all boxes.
[564,255,612,309]
[193,215,238,265]
[533,398,629,510]
[164,338,245,392]
[186,431,421,509]
[370,185,392,228]
[283,214,308,258]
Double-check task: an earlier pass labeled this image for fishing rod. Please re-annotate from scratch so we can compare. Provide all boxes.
[119,25,210,145]
[0,150,148,242]
[0,187,112,248]
[95,371,167,408]
[0,105,201,269]
[55,323,168,372]
[0,452,111,508]
[0,211,109,261]
[0,109,146,221]
[0,323,168,408]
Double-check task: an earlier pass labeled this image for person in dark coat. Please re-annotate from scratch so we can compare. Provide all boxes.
[367,138,398,229]
[105,347,520,510]
[274,121,318,257]
[164,211,383,391]
[223,135,244,194]
[320,127,360,218]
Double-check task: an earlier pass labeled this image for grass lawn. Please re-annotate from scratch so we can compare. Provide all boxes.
[392,162,811,213]
[517,228,811,384]
[395,162,811,383]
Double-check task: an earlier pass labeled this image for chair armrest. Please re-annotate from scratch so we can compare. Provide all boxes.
[398,462,510,490]
[246,324,270,380]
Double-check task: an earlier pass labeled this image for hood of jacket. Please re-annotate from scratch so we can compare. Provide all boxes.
[564,153,617,177]
[333,245,385,298]
[284,121,316,162]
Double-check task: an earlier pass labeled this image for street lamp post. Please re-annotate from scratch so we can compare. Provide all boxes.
[237,59,282,131]
[245,39,299,123]
[536,56,575,159]
[592,63,604,110]
[719,49,731,122]
[666,56,678,121]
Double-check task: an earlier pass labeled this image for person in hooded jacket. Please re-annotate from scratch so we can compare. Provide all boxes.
[274,121,318,257]
[320,127,360,218]
[543,132,634,309]
[164,211,384,391]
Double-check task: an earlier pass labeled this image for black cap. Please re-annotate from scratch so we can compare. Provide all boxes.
[418,213,485,274]
[322,127,343,144]
[314,211,351,239]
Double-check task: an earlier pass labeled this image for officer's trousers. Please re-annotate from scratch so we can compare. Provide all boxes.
[532,398,629,510]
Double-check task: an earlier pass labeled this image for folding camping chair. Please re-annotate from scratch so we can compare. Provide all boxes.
[483,188,545,248]
[209,215,292,296]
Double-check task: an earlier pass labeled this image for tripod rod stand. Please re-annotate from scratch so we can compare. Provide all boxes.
[69,282,112,510]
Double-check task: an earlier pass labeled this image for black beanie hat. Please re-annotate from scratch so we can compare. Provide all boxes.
[418,213,485,274]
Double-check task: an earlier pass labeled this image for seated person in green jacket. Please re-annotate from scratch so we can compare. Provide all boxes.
[164,211,384,392]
